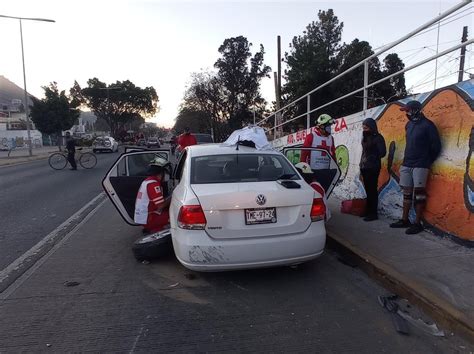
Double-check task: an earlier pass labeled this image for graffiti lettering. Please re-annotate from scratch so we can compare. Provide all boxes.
[334,117,348,132]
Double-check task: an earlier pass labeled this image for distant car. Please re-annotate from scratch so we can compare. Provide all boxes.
[102,143,341,272]
[93,136,119,153]
[147,137,161,149]
[137,138,146,146]
[194,133,214,144]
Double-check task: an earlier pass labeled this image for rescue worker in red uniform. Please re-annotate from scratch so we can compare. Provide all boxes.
[177,127,197,152]
[134,157,171,234]
[300,114,336,193]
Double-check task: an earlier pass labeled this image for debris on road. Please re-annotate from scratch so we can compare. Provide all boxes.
[64,281,80,287]
[378,294,446,337]
[378,294,410,335]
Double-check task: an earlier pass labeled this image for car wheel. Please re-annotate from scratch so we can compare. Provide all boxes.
[132,229,173,262]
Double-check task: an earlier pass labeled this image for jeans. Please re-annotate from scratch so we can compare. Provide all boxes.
[361,168,380,216]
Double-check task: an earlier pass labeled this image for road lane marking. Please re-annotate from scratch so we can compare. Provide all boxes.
[0,192,107,298]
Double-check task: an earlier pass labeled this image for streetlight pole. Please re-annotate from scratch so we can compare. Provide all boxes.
[0,14,55,156]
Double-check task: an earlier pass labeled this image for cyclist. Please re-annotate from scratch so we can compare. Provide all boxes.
[65,132,77,170]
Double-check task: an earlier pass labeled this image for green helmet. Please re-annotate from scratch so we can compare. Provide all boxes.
[316,114,334,126]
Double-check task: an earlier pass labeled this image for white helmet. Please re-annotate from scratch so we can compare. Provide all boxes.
[149,156,169,167]
[295,162,313,174]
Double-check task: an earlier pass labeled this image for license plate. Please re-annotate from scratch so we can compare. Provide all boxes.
[245,208,277,225]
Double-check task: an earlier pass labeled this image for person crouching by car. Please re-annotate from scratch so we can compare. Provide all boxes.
[359,118,387,222]
[295,162,331,221]
[134,157,171,234]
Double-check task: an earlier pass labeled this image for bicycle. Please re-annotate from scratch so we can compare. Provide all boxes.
[48,148,97,170]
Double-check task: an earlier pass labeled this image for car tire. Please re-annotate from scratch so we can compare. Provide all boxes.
[132,229,173,262]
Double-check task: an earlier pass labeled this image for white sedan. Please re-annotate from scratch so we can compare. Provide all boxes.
[93,136,119,153]
[103,144,340,271]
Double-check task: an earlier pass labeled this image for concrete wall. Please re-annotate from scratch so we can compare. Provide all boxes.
[0,130,43,148]
[272,80,474,242]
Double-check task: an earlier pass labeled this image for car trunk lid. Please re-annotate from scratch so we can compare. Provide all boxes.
[191,181,314,239]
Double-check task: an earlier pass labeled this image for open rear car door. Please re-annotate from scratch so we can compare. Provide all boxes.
[282,147,341,197]
[102,150,172,225]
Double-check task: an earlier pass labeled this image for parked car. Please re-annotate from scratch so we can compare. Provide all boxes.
[92,136,119,153]
[147,137,161,149]
[102,142,340,271]
[194,133,214,144]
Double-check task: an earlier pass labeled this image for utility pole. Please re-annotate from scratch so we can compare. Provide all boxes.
[433,16,441,90]
[277,35,282,110]
[458,26,468,82]
[275,35,282,137]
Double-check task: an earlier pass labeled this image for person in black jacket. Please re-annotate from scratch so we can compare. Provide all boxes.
[390,100,441,234]
[360,118,386,221]
[65,132,77,170]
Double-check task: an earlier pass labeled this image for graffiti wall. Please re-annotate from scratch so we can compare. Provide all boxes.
[273,80,474,242]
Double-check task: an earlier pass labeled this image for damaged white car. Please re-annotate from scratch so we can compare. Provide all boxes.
[102,128,340,271]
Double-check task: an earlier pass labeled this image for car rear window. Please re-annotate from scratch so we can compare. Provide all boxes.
[195,134,214,144]
[191,153,300,184]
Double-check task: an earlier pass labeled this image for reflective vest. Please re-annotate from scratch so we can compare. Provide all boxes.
[309,132,333,170]
[134,177,164,224]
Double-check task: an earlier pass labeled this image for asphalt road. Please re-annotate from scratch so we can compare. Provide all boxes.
[0,150,119,270]
[0,202,471,352]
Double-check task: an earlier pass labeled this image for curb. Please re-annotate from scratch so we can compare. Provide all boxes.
[326,228,474,343]
[0,154,54,168]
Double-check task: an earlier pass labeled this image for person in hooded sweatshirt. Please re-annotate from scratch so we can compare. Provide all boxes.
[390,100,441,234]
[360,118,386,221]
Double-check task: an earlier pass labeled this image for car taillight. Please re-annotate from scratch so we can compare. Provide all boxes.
[310,198,326,222]
[178,205,207,230]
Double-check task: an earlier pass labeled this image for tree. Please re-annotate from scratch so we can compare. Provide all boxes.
[94,117,111,133]
[30,82,80,145]
[174,107,213,136]
[333,39,382,115]
[177,36,271,140]
[283,9,343,119]
[380,53,407,101]
[214,36,271,130]
[282,9,407,122]
[80,78,159,137]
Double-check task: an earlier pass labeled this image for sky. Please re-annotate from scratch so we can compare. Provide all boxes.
[0,0,472,128]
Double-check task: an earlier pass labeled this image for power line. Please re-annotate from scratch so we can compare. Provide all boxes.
[411,10,473,40]
[373,7,472,52]
[395,40,461,54]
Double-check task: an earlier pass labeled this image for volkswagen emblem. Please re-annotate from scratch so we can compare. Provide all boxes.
[256,194,266,206]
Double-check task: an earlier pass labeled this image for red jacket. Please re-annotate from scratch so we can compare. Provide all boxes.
[178,133,197,150]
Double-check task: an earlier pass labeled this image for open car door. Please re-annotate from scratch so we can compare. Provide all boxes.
[123,146,170,154]
[282,147,341,197]
[102,150,173,225]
